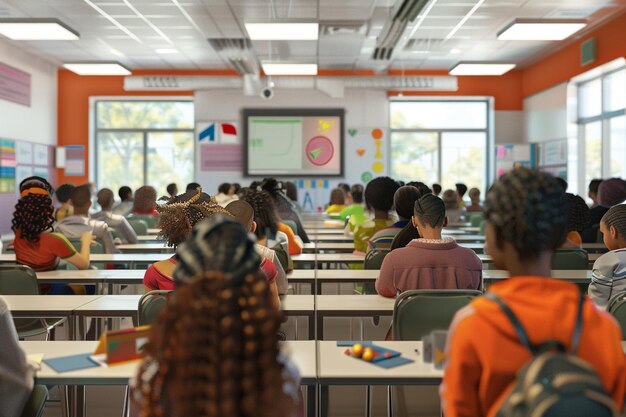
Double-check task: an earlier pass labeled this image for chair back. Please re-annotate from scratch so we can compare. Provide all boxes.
[0,265,48,337]
[67,238,105,254]
[138,290,170,326]
[364,249,389,270]
[128,219,149,236]
[128,214,157,229]
[392,289,482,340]
[468,212,484,227]
[19,385,48,417]
[551,248,589,270]
[608,293,626,339]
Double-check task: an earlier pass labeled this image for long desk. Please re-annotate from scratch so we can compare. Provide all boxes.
[316,295,395,339]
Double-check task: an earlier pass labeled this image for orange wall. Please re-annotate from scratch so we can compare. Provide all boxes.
[522,10,626,97]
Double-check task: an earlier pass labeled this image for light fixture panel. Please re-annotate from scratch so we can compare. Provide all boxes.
[0,18,79,40]
[449,62,516,76]
[497,19,586,41]
[245,19,319,40]
[63,62,131,76]
[262,62,318,76]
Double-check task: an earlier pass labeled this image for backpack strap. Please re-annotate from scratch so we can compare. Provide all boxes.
[485,292,533,353]
[571,289,586,355]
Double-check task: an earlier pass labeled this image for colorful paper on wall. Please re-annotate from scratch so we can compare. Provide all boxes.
[16,141,33,165]
[64,145,85,177]
[0,138,16,193]
[200,144,242,171]
[33,144,49,166]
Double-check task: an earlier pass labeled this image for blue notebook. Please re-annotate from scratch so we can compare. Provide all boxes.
[44,353,100,373]
[337,341,414,368]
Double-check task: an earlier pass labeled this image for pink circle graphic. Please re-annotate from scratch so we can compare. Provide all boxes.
[305,136,334,166]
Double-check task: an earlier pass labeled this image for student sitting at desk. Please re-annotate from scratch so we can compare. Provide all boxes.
[0,295,36,417]
[54,183,74,222]
[368,185,421,251]
[262,178,310,244]
[325,187,347,215]
[134,217,298,417]
[376,194,482,298]
[390,182,431,251]
[142,190,231,292]
[12,176,92,294]
[132,185,159,217]
[55,184,117,254]
[588,204,626,309]
[112,186,133,217]
[440,169,626,417]
[561,193,590,249]
[92,188,138,244]
[339,184,365,221]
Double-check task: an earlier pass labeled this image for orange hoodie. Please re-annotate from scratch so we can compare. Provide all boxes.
[440,276,626,417]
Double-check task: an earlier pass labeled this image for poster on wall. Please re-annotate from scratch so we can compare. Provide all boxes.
[33,167,49,179]
[0,138,16,193]
[496,144,537,177]
[0,62,31,107]
[34,144,48,166]
[16,165,33,183]
[16,141,33,165]
[538,139,567,180]
[200,144,242,172]
[344,127,387,184]
[196,121,240,144]
[64,145,85,176]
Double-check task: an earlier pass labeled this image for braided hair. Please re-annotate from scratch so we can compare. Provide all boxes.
[12,176,55,243]
[364,176,400,212]
[136,271,295,417]
[565,193,590,233]
[157,190,232,247]
[239,189,280,240]
[483,168,567,260]
[414,194,446,228]
[602,204,626,239]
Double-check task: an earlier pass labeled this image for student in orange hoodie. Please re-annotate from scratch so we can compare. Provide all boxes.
[440,168,626,417]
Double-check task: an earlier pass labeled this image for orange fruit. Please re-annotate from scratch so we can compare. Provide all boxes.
[351,343,364,358]
[362,347,375,362]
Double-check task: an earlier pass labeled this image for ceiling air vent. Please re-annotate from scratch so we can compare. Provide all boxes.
[207,38,258,75]
[320,22,368,36]
[372,0,430,60]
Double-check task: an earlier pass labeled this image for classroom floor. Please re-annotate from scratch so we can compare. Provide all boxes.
[38,283,441,417]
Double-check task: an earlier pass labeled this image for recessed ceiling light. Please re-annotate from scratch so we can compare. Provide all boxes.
[155,48,179,54]
[449,62,516,76]
[497,18,587,41]
[262,62,318,75]
[63,62,131,76]
[245,19,319,40]
[0,18,79,40]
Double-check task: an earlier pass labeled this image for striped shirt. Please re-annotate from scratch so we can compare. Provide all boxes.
[588,248,626,309]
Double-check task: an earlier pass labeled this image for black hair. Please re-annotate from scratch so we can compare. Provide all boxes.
[394,186,421,220]
[56,183,75,203]
[589,179,603,195]
[284,181,298,202]
[414,194,446,228]
[555,176,568,191]
[455,183,468,197]
[432,183,442,196]
[406,181,432,196]
[118,186,132,201]
[166,183,177,196]
[602,204,626,239]
[565,193,590,233]
[484,168,567,261]
[350,184,364,204]
[239,189,280,239]
[13,177,55,243]
[218,183,231,194]
[232,183,241,194]
[338,183,350,195]
[186,182,201,192]
[364,177,400,212]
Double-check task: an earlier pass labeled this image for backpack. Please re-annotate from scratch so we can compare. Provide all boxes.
[485,290,619,417]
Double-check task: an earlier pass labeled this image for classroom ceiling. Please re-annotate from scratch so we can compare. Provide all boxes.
[0,0,625,72]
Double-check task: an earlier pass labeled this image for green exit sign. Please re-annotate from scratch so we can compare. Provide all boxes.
[581,38,596,66]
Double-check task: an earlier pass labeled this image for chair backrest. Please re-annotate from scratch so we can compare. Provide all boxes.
[128,219,149,236]
[138,290,171,326]
[108,227,119,240]
[608,293,626,339]
[282,219,297,235]
[0,265,40,295]
[20,384,48,417]
[468,212,484,228]
[128,214,157,228]
[364,249,389,270]
[67,238,105,254]
[551,248,589,270]
[392,289,482,340]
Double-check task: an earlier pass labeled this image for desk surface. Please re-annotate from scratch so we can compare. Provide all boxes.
[291,253,365,264]
[317,341,441,385]
[4,295,100,316]
[21,340,317,385]
[316,295,395,313]
[74,295,142,316]
[116,243,172,252]
[36,269,145,283]
[0,254,169,263]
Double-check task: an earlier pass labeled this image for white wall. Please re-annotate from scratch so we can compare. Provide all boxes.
[524,82,568,143]
[495,111,524,144]
[0,39,57,145]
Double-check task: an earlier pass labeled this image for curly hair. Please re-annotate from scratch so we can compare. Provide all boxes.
[239,189,280,239]
[364,176,400,212]
[157,190,232,247]
[136,271,294,417]
[602,204,626,239]
[12,179,55,243]
[134,186,157,213]
[565,193,590,233]
[484,168,567,261]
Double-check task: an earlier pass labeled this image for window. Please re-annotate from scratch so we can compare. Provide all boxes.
[576,65,626,197]
[390,100,491,193]
[95,100,194,194]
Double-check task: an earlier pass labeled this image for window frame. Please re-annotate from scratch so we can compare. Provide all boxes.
[90,97,195,189]
[389,97,494,193]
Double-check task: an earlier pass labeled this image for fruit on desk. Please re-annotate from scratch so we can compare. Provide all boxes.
[351,343,364,358]
[362,347,375,362]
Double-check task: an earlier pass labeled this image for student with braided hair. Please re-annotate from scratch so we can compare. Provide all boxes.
[376,194,482,298]
[561,193,590,248]
[390,183,432,250]
[588,204,626,309]
[134,217,298,417]
[12,177,92,294]
[440,169,626,417]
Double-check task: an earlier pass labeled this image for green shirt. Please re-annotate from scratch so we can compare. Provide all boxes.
[338,203,365,221]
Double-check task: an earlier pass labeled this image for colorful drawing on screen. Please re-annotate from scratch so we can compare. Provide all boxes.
[356,149,365,156]
[0,138,16,193]
[348,128,358,137]
[318,119,334,134]
[306,136,334,166]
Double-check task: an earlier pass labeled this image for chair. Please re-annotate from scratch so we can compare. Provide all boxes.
[357,249,390,295]
[127,219,149,236]
[468,212,484,228]
[128,214,157,229]
[138,290,170,326]
[551,248,589,270]
[608,293,626,339]
[20,385,48,417]
[0,265,64,339]
[67,238,105,254]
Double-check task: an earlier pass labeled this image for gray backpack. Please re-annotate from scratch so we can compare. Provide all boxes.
[485,291,619,417]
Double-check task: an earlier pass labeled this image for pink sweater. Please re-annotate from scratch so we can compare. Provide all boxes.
[376,239,483,298]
